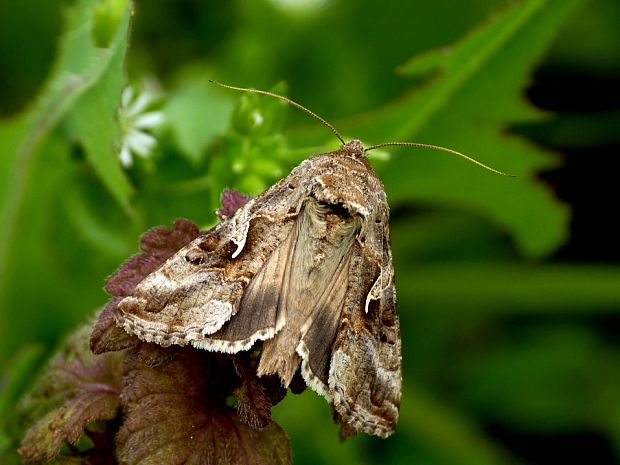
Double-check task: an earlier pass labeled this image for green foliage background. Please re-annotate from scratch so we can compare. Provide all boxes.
[1,0,619,463]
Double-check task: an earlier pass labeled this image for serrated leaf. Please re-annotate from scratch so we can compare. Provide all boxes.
[0,0,133,304]
[18,323,123,463]
[292,0,581,258]
[117,346,291,465]
[372,0,580,257]
[88,204,291,464]
[63,1,133,213]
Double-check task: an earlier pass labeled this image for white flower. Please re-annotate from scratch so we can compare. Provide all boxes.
[118,86,165,168]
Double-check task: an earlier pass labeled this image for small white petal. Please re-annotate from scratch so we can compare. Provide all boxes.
[127,92,155,118]
[119,144,133,168]
[252,110,264,127]
[133,111,165,129]
[127,130,157,157]
[121,86,134,108]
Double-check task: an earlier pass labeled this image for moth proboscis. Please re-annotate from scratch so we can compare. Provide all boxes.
[114,81,511,438]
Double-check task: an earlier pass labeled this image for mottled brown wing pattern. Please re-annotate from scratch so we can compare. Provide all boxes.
[328,215,401,438]
[114,141,402,437]
[201,214,299,351]
[257,198,361,388]
[116,177,305,351]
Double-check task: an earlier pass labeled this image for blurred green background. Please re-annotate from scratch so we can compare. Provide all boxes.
[1,0,620,463]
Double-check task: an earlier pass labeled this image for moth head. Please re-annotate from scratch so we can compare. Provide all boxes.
[342,140,365,158]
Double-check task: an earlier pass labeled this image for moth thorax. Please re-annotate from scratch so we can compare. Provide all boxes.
[304,199,361,243]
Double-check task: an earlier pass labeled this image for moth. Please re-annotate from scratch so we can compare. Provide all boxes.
[115,82,508,438]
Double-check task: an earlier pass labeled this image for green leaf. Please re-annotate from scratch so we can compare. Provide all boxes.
[396,263,620,317]
[293,0,581,258]
[165,70,234,165]
[0,0,136,368]
[63,0,133,213]
[0,0,133,301]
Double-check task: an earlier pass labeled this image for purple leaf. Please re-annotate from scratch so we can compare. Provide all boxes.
[217,189,250,219]
[105,219,200,297]
[116,345,292,465]
[19,323,124,463]
[92,219,200,354]
[90,298,139,354]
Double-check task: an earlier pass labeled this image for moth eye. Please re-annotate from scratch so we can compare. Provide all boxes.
[288,183,296,190]
[375,219,382,224]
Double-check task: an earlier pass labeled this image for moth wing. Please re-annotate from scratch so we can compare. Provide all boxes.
[257,199,359,387]
[296,248,352,394]
[116,180,303,349]
[328,225,402,438]
[199,220,299,351]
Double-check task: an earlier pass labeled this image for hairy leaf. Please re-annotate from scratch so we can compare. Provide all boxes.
[217,189,251,219]
[91,219,200,353]
[91,202,291,432]
[117,345,291,465]
[18,323,123,463]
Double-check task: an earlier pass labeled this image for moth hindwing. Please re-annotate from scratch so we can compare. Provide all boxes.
[116,140,402,437]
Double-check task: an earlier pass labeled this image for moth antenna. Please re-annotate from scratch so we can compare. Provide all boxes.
[365,142,515,177]
[209,80,346,146]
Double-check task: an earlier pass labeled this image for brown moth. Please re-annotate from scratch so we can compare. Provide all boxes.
[115,83,509,438]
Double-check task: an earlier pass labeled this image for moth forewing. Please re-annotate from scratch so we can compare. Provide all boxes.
[115,176,304,351]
